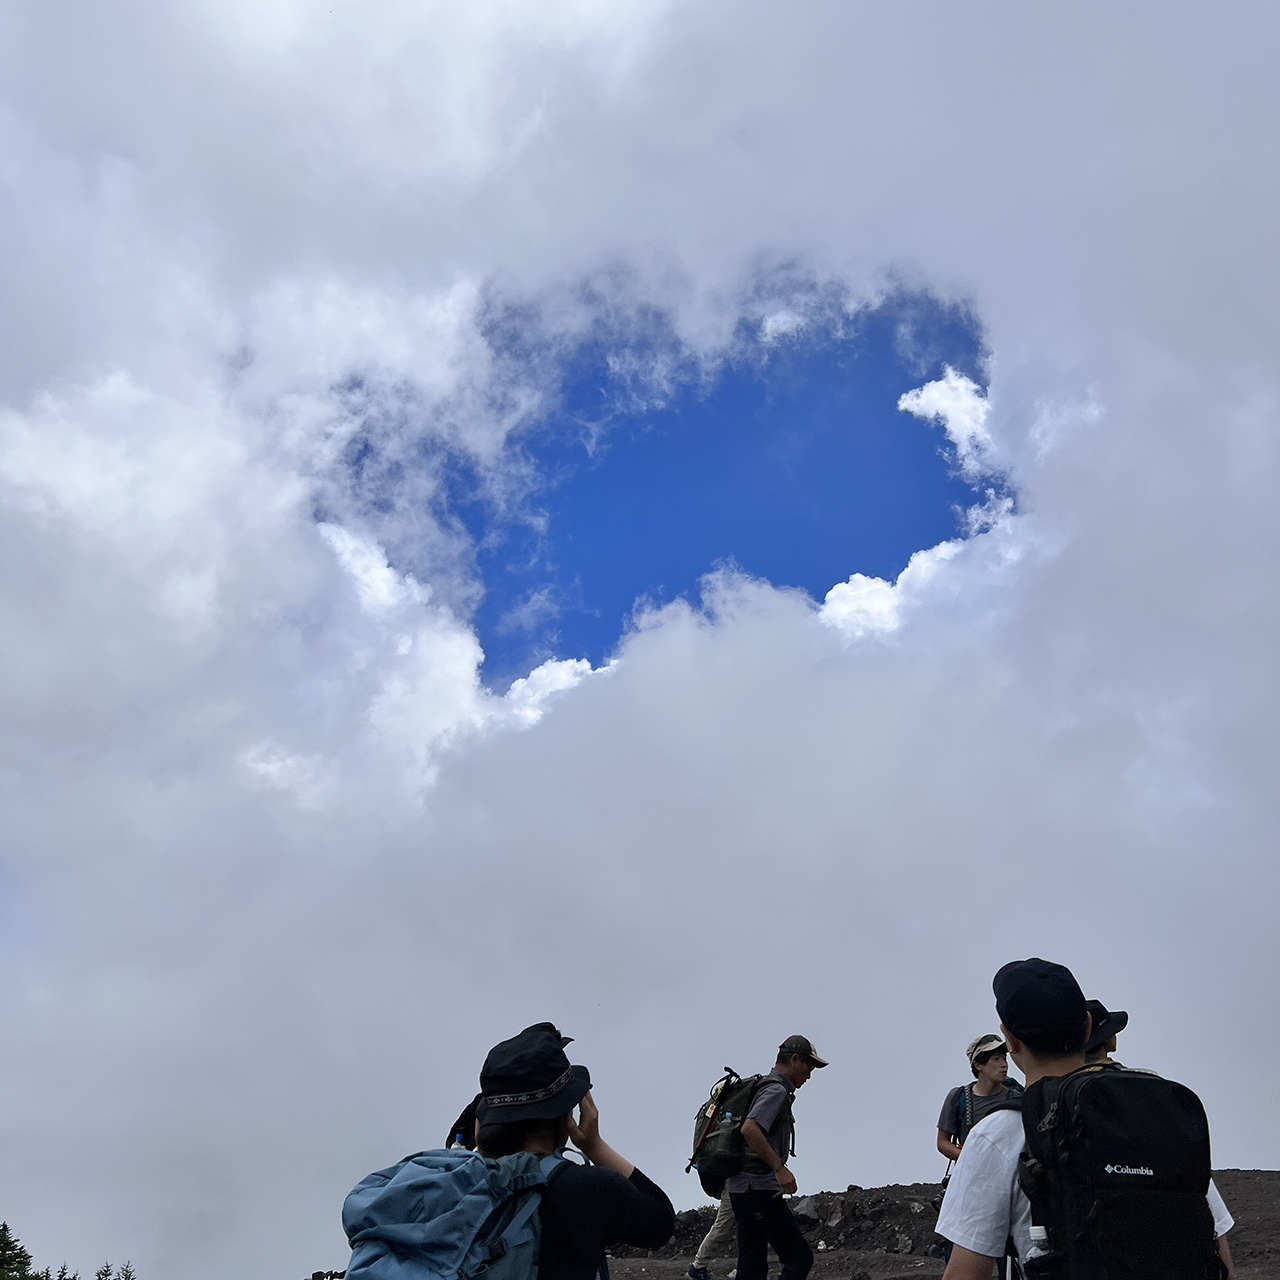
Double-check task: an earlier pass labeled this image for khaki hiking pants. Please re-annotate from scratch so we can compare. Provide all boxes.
[694,1193,737,1267]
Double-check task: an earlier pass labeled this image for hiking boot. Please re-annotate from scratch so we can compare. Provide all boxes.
[688,1267,710,1280]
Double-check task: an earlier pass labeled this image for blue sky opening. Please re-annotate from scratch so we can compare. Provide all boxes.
[443,290,990,687]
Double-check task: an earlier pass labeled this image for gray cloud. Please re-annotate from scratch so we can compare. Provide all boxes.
[0,2,1278,1277]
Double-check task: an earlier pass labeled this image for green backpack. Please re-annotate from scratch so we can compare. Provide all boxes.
[685,1069,792,1198]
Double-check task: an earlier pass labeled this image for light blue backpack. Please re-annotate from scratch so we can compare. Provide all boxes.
[343,1149,565,1280]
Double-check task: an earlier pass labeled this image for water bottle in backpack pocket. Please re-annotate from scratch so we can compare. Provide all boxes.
[685,1069,791,1200]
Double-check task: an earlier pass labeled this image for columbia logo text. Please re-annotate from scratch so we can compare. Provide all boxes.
[1104,1164,1155,1176]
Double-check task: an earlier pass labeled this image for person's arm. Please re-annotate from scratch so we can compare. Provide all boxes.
[1217,1233,1236,1280]
[937,1128,962,1161]
[567,1092,634,1177]
[563,1092,674,1248]
[942,1244,1001,1280]
[741,1117,797,1194]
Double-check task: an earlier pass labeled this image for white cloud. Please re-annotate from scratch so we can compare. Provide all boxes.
[1,3,1279,1278]
[820,539,963,640]
[898,367,995,481]
[504,657,597,726]
[317,523,430,617]
[240,740,328,809]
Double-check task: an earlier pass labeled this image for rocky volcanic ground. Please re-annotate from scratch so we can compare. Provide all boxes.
[604,1170,1280,1280]
[309,1169,1279,1279]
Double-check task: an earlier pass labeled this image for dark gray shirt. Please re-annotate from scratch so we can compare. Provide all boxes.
[726,1069,795,1194]
[937,1083,1019,1145]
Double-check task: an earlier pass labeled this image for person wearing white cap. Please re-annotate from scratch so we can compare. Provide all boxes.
[936,1033,1023,1164]
[934,1034,1023,1277]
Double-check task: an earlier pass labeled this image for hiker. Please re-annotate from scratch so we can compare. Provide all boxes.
[1082,995,1238,1279]
[935,1034,1023,1277]
[1083,999,1128,1065]
[936,960,1234,1280]
[343,1022,674,1280]
[728,1035,828,1280]
[687,1192,735,1280]
[936,1033,1024,1162]
[446,1093,482,1148]
[474,1023,676,1280]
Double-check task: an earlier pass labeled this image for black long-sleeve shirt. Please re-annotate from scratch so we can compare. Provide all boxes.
[539,1165,675,1280]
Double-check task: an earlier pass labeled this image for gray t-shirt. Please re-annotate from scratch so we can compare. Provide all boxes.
[937,1084,1020,1145]
[726,1069,795,1194]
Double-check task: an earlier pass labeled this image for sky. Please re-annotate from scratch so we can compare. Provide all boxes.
[444,290,987,680]
[0,2,1278,1277]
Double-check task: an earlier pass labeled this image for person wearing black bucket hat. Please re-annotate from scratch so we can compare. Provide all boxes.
[472,1023,675,1280]
[1078,1000,1238,1275]
[1083,998,1129,1064]
[475,1022,593,1131]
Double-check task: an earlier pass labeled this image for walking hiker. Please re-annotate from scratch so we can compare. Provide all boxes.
[687,1192,735,1280]
[343,1022,674,1280]
[937,960,1231,1280]
[728,1035,828,1280]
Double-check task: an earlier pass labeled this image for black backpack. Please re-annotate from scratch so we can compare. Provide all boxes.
[1017,1064,1219,1279]
[685,1069,792,1198]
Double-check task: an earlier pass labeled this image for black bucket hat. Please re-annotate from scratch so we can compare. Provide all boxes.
[1084,999,1129,1053]
[476,1022,592,1126]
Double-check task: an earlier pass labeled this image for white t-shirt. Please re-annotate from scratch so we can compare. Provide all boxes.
[936,1112,1237,1261]
[1207,1179,1234,1237]
[935,1109,1032,1260]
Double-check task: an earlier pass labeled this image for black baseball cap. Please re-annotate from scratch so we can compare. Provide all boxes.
[993,958,1088,1054]
[1084,999,1129,1052]
[475,1022,592,1125]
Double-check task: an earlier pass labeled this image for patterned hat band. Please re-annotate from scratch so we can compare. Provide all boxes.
[483,1065,575,1109]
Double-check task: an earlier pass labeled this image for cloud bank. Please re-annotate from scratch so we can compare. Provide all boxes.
[1,2,1278,1277]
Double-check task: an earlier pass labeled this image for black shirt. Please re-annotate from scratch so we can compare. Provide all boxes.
[539,1164,675,1280]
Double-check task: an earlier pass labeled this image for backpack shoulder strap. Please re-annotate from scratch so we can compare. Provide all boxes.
[485,1153,563,1266]
[498,1181,545,1248]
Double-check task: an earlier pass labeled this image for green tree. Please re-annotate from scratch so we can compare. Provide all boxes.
[92,1266,113,1280]
[115,1267,134,1280]
[0,1222,35,1280]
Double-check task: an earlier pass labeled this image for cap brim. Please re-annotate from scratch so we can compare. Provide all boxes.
[1085,1010,1129,1052]
[968,1038,1008,1063]
[476,1064,591,1126]
[807,1053,829,1068]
